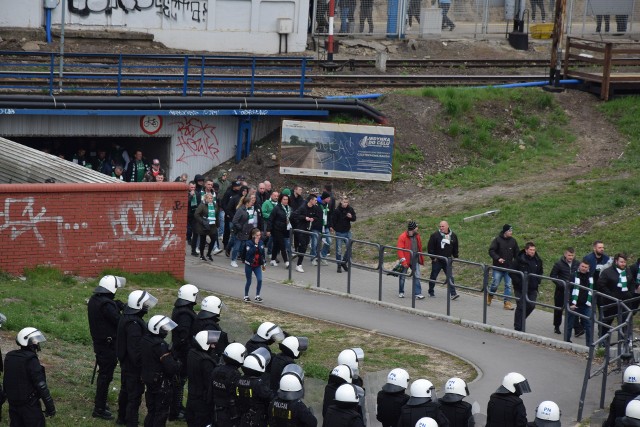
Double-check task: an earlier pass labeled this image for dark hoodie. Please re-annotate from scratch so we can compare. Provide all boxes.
[323,375,349,417]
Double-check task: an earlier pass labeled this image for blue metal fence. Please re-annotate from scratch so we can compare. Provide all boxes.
[0,51,312,97]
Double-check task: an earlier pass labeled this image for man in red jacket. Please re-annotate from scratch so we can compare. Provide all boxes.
[397,221,425,300]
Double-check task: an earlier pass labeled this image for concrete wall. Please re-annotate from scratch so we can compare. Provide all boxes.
[0,183,186,278]
[1,0,309,54]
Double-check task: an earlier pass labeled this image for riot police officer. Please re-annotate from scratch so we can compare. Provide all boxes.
[3,327,55,427]
[236,348,276,427]
[245,321,286,365]
[87,274,125,420]
[439,377,472,427]
[267,364,318,427]
[322,383,365,427]
[415,418,438,427]
[528,400,561,426]
[338,348,365,388]
[186,330,221,427]
[603,365,640,427]
[192,295,230,360]
[211,342,246,426]
[171,284,199,421]
[270,336,309,392]
[398,379,449,427]
[116,290,157,427]
[141,315,181,427]
[616,399,640,427]
[323,364,354,417]
[376,368,410,427]
[486,372,531,427]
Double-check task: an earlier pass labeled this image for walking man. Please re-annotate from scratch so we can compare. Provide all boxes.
[488,224,519,310]
[427,220,459,299]
[549,247,580,335]
[397,221,425,299]
[512,242,543,332]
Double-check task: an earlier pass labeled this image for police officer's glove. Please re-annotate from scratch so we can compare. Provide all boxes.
[45,405,56,418]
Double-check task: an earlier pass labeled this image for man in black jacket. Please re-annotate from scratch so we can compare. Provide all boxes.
[566,260,595,346]
[427,220,459,299]
[331,196,356,273]
[549,247,581,335]
[512,242,544,332]
[486,372,530,427]
[596,253,638,340]
[488,224,519,310]
[221,180,242,254]
[87,275,125,420]
[292,195,321,273]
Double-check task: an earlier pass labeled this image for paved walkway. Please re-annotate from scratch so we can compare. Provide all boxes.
[184,251,618,425]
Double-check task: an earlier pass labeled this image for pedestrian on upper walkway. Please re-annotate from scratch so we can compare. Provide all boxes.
[426,220,459,299]
[397,221,425,300]
[488,224,519,310]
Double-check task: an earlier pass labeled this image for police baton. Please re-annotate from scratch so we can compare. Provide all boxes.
[90,358,98,385]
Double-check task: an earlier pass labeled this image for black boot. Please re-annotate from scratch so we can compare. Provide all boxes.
[93,374,113,419]
[337,265,342,273]
[342,262,349,272]
[92,407,114,420]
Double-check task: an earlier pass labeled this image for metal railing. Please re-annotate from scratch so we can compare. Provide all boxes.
[0,51,311,97]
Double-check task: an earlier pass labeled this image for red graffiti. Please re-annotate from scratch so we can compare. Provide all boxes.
[173,118,220,164]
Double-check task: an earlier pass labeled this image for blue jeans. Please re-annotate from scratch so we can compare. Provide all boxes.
[321,230,331,258]
[244,264,263,297]
[218,210,225,240]
[335,231,351,262]
[399,264,422,295]
[567,305,593,346]
[429,261,456,296]
[489,269,513,302]
[340,7,351,32]
[309,231,320,258]
[231,236,244,261]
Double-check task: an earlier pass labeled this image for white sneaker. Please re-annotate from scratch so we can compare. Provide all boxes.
[212,248,223,255]
[285,261,290,268]
[398,293,405,298]
[230,261,238,268]
[311,259,318,266]
[295,265,304,273]
[270,260,278,267]
[321,259,329,266]
[196,248,200,254]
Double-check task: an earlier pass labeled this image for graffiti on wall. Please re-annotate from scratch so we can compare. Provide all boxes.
[172,117,220,164]
[69,0,208,22]
[110,200,178,251]
[0,197,87,254]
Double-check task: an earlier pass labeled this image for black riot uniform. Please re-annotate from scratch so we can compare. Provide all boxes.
[191,312,230,361]
[116,312,147,427]
[235,373,275,427]
[186,345,218,427]
[170,298,197,419]
[3,348,56,427]
[615,416,640,427]
[322,402,365,427]
[141,332,181,427]
[211,362,242,426]
[88,290,123,418]
[486,391,527,427]
[376,389,409,427]
[398,399,450,427]
[268,397,318,427]
[440,399,473,427]
[322,375,349,417]
[603,383,640,427]
[245,338,273,361]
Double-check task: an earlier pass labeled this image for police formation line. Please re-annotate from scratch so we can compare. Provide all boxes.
[1,277,639,426]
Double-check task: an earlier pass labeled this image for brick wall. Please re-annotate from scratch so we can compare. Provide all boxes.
[0,183,187,279]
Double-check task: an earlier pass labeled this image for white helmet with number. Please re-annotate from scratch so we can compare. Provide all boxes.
[194,330,222,351]
[200,296,223,316]
[337,348,364,376]
[499,372,531,396]
[148,315,177,335]
[176,284,199,305]
[382,368,410,393]
[279,336,309,358]
[534,400,561,426]
[96,275,126,294]
[223,342,247,365]
[624,365,640,384]
[415,417,438,427]
[441,377,469,403]
[125,290,158,314]
[626,400,640,420]
[408,379,435,405]
[254,322,285,343]
[16,327,46,348]
[330,365,354,384]
[335,384,360,403]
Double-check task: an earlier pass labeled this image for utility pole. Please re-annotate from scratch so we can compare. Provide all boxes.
[549,0,567,86]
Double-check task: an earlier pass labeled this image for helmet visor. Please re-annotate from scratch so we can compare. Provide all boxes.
[351,347,364,361]
[251,347,272,367]
[282,363,305,383]
[115,276,127,288]
[515,379,532,394]
[26,331,47,346]
[142,293,158,310]
[158,317,178,333]
[354,385,365,400]
[296,337,309,352]
[0,312,6,326]
[206,330,222,345]
[269,325,285,342]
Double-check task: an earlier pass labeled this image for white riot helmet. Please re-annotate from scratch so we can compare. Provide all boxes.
[176,284,199,306]
[16,327,46,349]
[243,347,272,374]
[125,290,158,314]
[330,364,354,384]
[95,275,126,294]
[498,372,531,396]
[0,312,6,327]
[533,401,561,426]
[408,379,436,405]
[626,400,640,420]
[335,384,362,403]
[279,336,309,358]
[223,342,247,366]
[337,348,364,376]
[440,377,469,403]
[199,296,223,317]
[382,368,410,393]
[624,365,640,384]
[278,364,305,400]
[148,315,177,336]
[415,417,438,427]
[253,322,285,343]
[194,330,222,351]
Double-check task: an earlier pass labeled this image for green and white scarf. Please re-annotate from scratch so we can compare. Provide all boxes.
[207,202,216,224]
[617,268,628,291]
[572,273,593,306]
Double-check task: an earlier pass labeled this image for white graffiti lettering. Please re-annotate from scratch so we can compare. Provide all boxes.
[69,0,207,22]
[110,201,177,251]
[0,198,66,253]
[0,109,15,115]
[234,110,268,116]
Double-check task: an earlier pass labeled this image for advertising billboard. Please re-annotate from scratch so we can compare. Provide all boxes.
[280,120,395,182]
